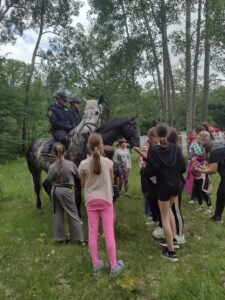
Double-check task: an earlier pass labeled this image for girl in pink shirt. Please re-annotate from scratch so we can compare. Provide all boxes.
[78,133,124,276]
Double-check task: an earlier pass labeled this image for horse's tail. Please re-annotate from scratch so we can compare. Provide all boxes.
[26,143,42,209]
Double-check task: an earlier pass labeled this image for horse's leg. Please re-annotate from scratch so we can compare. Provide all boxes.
[33,173,42,210]
[74,177,82,218]
[42,179,52,200]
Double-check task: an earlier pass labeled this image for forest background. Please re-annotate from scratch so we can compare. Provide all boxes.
[1,0,225,161]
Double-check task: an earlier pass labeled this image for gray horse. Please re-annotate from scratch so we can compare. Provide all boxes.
[26,99,103,210]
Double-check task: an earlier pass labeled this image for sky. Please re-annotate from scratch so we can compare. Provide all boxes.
[0,1,90,63]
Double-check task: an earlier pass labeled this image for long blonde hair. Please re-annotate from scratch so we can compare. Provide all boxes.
[87,133,104,175]
[53,143,66,183]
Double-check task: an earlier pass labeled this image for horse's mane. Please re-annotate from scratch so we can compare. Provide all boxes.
[99,117,132,133]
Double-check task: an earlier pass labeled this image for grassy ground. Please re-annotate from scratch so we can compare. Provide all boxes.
[1,156,225,300]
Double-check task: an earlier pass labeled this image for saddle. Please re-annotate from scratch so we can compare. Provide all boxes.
[41,139,56,155]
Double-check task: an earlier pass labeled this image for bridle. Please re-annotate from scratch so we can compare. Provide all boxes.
[82,104,103,133]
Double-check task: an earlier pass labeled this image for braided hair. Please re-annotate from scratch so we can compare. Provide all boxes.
[53,143,66,184]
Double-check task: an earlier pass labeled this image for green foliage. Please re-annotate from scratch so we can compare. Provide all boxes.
[1,157,225,299]
[0,58,50,161]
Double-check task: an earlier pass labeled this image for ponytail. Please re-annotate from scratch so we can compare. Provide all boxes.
[159,136,168,146]
[93,147,101,175]
[156,123,169,147]
[87,133,104,175]
[53,143,66,183]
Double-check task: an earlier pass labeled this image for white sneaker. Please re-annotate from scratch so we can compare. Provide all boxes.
[152,226,164,239]
[188,200,194,204]
[176,234,186,244]
[146,219,157,226]
[205,206,213,214]
[196,205,204,212]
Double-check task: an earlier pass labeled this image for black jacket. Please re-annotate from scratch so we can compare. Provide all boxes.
[48,104,71,132]
[69,107,82,128]
[145,143,186,192]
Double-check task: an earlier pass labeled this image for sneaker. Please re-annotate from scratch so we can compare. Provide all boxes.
[152,226,164,239]
[176,234,186,244]
[206,206,213,213]
[145,219,158,226]
[161,248,178,262]
[125,193,131,198]
[159,239,180,249]
[210,215,223,223]
[196,205,204,212]
[188,200,194,204]
[110,260,124,277]
[93,260,104,275]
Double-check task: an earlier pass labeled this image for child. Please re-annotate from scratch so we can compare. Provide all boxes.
[103,145,120,204]
[139,144,152,220]
[78,133,124,276]
[114,138,131,197]
[48,143,86,245]
[146,123,186,262]
[134,128,160,227]
[186,130,212,211]
[168,127,186,244]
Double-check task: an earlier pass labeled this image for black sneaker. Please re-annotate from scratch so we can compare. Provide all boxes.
[210,215,223,223]
[159,239,180,249]
[161,248,178,262]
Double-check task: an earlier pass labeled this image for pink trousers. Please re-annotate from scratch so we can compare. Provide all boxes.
[86,199,117,269]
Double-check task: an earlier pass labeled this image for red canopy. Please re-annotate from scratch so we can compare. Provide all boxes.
[208,125,220,132]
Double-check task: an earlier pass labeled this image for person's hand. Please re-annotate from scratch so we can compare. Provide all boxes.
[133,147,140,154]
[195,165,204,172]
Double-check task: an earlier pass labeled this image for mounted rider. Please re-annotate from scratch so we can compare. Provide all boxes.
[47,90,72,148]
[68,95,82,128]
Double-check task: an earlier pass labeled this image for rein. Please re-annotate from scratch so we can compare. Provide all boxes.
[82,104,102,133]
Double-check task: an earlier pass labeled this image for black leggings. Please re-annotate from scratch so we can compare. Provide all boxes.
[171,187,184,236]
[194,179,211,207]
[146,181,160,222]
[215,178,225,218]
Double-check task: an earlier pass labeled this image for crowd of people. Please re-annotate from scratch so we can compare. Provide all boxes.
[134,122,225,262]
[46,96,225,274]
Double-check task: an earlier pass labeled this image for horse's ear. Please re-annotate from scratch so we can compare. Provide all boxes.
[130,115,138,121]
[98,95,106,104]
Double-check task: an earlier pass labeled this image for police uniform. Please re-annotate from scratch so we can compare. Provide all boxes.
[48,103,71,147]
[68,96,82,128]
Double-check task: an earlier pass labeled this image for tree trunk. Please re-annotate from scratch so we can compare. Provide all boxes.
[202,0,211,121]
[120,0,136,92]
[192,0,202,128]
[22,0,45,152]
[185,0,192,136]
[141,2,165,118]
[167,49,179,128]
[161,0,170,123]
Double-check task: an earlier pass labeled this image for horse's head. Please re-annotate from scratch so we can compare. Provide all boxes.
[81,99,103,136]
[122,117,140,147]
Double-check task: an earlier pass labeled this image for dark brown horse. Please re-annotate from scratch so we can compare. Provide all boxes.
[74,116,140,217]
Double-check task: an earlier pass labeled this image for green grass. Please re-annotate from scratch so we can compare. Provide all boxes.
[1,156,225,300]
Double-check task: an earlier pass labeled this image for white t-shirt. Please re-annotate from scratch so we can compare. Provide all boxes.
[78,156,113,206]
